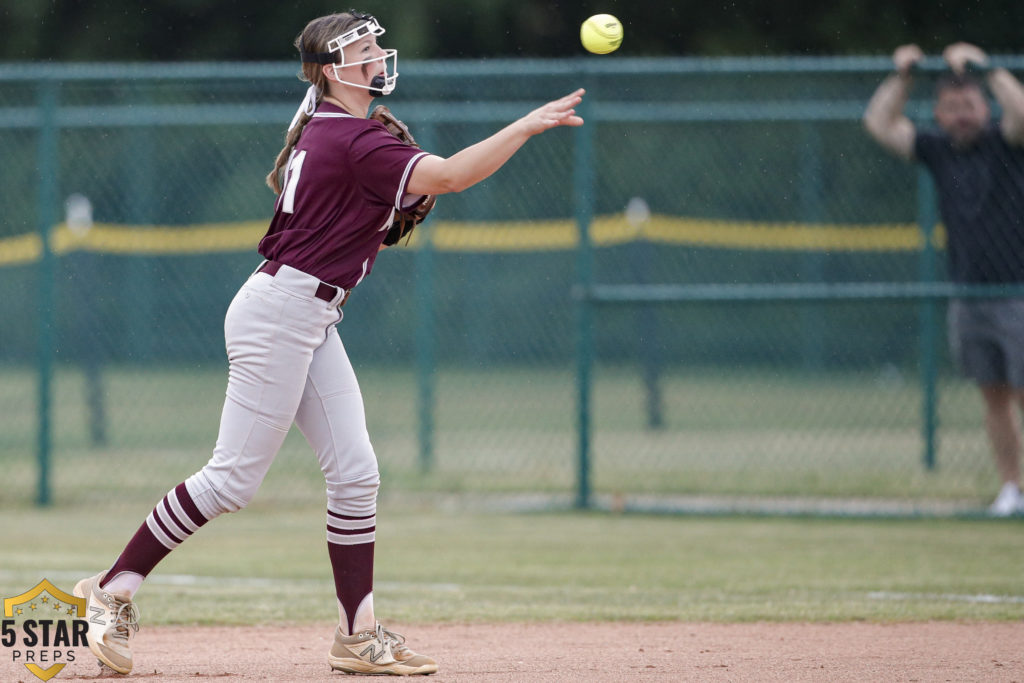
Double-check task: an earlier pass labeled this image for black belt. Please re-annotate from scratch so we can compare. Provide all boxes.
[257,260,350,307]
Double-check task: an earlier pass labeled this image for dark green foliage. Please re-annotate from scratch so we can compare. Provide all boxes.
[4,1,1024,61]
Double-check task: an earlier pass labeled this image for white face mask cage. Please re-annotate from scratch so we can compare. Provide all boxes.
[326,19,398,96]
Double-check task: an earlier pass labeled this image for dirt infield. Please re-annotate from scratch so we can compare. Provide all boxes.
[10,621,1022,682]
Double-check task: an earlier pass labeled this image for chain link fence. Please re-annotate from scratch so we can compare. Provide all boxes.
[2,57,1022,513]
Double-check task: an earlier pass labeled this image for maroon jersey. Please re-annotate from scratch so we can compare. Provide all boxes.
[258,101,429,289]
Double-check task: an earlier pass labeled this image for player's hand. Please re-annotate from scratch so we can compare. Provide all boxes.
[893,44,924,77]
[518,89,585,136]
[943,42,989,75]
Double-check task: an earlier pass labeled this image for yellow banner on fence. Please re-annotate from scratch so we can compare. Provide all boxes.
[0,215,943,267]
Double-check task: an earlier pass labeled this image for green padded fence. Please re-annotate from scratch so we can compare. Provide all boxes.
[3,57,1024,514]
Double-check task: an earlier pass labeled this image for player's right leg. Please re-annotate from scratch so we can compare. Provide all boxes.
[76,266,342,671]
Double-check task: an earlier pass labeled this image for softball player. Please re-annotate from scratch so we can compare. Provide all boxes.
[74,10,584,676]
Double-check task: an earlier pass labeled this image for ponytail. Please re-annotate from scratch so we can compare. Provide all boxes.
[266,109,315,193]
[266,12,362,193]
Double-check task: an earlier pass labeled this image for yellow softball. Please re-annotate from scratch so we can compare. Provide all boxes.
[580,14,623,55]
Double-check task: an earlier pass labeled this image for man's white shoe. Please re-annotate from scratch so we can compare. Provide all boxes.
[988,482,1022,517]
[73,572,140,674]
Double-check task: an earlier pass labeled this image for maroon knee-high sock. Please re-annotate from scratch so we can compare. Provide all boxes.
[326,509,376,634]
[100,482,209,587]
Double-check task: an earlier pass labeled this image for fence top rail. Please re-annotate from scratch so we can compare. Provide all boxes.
[2,55,1024,82]
[586,282,1024,304]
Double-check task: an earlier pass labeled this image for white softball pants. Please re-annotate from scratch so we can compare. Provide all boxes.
[184,263,379,520]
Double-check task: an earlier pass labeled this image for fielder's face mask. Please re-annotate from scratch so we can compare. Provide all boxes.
[301,14,398,98]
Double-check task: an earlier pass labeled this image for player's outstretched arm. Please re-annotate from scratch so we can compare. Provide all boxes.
[863,45,921,162]
[407,89,585,196]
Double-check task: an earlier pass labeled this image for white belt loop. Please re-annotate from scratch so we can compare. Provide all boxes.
[328,286,348,309]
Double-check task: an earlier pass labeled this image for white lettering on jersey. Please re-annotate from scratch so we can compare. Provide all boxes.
[281,150,307,214]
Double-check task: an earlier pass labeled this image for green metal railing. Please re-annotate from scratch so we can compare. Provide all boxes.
[5,56,1024,511]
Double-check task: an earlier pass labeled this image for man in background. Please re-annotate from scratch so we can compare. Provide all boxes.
[864,42,1024,516]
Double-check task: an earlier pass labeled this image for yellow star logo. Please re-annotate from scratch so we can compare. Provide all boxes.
[5,579,90,682]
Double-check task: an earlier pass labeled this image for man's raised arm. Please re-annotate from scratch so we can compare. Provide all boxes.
[863,44,923,162]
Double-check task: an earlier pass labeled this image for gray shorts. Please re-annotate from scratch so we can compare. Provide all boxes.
[948,298,1024,388]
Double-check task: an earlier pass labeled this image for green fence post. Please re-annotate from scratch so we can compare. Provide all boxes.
[415,123,438,474]
[125,96,157,361]
[917,167,939,470]
[35,79,59,506]
[633,235,663,430]
[798,123,825,370]
[574,70,595,510]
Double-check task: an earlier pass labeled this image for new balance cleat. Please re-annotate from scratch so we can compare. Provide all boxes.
[73,572,140,675]
[328,623,437,676]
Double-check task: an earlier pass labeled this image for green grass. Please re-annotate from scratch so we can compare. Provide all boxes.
[1,504,1023,625]
[0,363,1005,508]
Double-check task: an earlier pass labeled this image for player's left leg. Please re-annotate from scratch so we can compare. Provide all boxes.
[294,325,437,676]
[295,324,379,635]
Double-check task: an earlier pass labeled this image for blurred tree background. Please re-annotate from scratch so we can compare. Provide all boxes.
[2,0,1023,61]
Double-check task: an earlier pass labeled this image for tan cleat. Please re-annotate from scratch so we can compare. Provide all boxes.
[381,626,439,674]
[73,572,140,675]
[328,623,438,676]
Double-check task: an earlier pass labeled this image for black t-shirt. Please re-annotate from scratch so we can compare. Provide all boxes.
[915,124,1024,283]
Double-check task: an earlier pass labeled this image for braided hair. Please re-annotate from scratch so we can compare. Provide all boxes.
[265,12,369,193]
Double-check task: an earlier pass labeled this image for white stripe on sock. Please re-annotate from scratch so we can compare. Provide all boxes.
[327,530,376,546]
[327,501,376,518]
[325,514,376,531]
[159,498,193,540]
[168,489,201,533]
[146,512,180,550]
